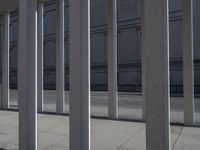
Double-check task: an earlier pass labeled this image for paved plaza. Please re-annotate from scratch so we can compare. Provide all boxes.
[1,90,199,149]
[9,90,200,124]
[0,110,199,150]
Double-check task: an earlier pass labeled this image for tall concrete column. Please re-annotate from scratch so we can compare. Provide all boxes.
[18,0,37,149]
[107,0,118,119]
[56,0,65,114]
[142,0,170,150]
[183,0,195,125]
[69,0,90,149]
[141,0,145,121]
[37,2,44,113]
[2,13,10,109]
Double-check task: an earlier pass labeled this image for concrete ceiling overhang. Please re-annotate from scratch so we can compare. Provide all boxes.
[0,0,18,13]
[0,0,49,14]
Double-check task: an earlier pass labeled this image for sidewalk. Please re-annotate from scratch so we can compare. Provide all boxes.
[9,90,200,124]
[0,111,200,150]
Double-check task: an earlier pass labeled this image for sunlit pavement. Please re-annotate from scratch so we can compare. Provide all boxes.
[0,110,200,150]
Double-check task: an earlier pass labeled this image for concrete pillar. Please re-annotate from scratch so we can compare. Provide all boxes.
[141,0,170,150]
[107,0,118,119]
[56,0,65,114]
[18,0,37,149]
[141,0,145,121]
[183,0,195,125]
[69,0,90,149]
[2,13,10,109]
[37,2,44,113]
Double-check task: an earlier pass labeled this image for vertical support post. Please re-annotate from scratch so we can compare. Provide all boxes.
[107,0,118,119]
[141,0,145,121]
[183,0,195,125]
[18,0,37,149]
[142,0,170,150]
[69,0,90,149]
[2,13,10,109]
[56,0,65,114]
[37,2,44,113]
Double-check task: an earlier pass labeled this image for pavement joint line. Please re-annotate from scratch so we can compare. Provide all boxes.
[171,126,184,150]
[0,132,8,135]
[116,126,145,150]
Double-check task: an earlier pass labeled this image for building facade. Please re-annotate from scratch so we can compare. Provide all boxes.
[0,0,200,96]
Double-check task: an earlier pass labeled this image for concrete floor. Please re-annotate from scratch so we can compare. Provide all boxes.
[0,111,200,150]
[9,90,200,124]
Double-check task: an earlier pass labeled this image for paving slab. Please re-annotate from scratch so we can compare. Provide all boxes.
[91,120,144,150]
[173,127,200,150]
[0,110,200,150]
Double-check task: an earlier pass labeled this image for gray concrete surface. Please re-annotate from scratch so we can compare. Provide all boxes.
[142,0,170,149]
[9,90,200,124]
[69,0,90,149]
[107,0,118,119]
[0,110,200,150]
[18,1,37,149]
[182,0,195,125]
